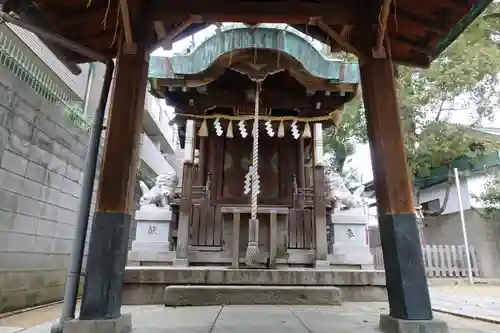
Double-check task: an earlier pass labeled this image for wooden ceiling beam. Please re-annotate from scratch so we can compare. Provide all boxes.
[165,88,347,110]
[151,15,203,51]
[373,0,392,58]
[391,35,430,56]
[119,0,136,53]
[54,8,120,35]
[151,0,364,25]
[310,17,364,60]
[395,9,449,35]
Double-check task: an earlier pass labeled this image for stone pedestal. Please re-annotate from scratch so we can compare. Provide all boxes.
[62,314,132,333]
[131,205,172,253]
[379,314,449,333]
[329,208,373,268]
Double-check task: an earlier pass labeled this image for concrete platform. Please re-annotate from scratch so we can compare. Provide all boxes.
[122,266,387,305]
[164,285,342,306]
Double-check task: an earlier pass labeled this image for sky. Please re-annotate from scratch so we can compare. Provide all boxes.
[151,23,500,185]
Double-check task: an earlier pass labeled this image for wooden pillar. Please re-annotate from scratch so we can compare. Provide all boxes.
[79,20,151,320]
[313,123,328,268]
[197,136,207,185]
[298,137,305,187]
[174,119,195,266]
[360,50,432,320]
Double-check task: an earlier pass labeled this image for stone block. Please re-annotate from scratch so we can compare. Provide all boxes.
[33,129,53,153]
[17,196,43,217]
[8,132,32,159]
[7,231,36,252]
[314,260,330,269]
[35,115,56,137]
[1,150,27,176]
[23,177,45,201]
[34,235,54,253]
[164,285,342,306]
[62,314,132,333]
[0,190,20,212]
[13,98,37,123]
[30,146,51,167]
[0,168,24,194]
[0,85,13,109]
[48,156,67,176]
[11,213,38,234]
[379,314,449,333]
[40,203,59,222]
[47,171,64,190]
[36,219,56,237]
[52,124,73,149]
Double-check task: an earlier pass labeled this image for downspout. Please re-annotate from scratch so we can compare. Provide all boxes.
[0,10,114,332]
[82,62,95,115]
[56,61,113,328]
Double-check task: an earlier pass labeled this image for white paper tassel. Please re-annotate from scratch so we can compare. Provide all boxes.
[265,120,274,137]
[302,122,312,138]
[238,120,248,138]
[214,117,224,136]
[277,120,285,138]
[291,120,300,139]
[226,120,234,138]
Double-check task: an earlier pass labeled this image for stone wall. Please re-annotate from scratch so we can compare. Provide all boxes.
[0,64,98,313]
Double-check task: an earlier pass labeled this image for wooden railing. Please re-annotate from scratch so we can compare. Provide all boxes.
[372,244,481,278]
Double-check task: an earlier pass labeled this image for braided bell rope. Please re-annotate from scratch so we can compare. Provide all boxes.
[244,81,261,266]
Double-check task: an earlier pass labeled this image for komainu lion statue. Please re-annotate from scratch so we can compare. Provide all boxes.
[325,171,365,209]
[139,172,179,208]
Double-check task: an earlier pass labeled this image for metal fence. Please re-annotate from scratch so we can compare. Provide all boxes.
[0,28,90,131]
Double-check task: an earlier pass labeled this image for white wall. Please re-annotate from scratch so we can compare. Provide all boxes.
[419,176,472,215]
[418,173,490,214]
[467,174,489,208]
[139,133,175,175]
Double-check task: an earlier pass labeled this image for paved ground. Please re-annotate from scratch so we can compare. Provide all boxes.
[431,284,500,323]
[4,303,500,333]
[1,286,500,333]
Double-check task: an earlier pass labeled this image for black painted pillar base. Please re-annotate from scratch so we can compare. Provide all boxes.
[79,212,131,320]
[379,213,432,320]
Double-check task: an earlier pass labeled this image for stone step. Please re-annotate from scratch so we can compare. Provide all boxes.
[164,285,342,306]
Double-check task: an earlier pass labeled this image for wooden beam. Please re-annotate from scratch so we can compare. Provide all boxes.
[151,15,202,51]
[119,0,136,53]
[340,25,353,38]
[154,21,167,40]
[311,17,364,60]
[395,9,449,35]
[165,88,348,111]
[151,0,363,25]
[373,0,392,58]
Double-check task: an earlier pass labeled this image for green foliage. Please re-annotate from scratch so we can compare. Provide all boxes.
[324,2,500,178]
[63,101,92,132]
[475,171,500,220]
[323,94,366,172]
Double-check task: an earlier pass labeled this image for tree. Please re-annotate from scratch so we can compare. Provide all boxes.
[324,2,500,200]
[323,93,366,173]
[475,170,500,220]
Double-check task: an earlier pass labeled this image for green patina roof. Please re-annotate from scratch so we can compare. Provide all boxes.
[148,27,359,84]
